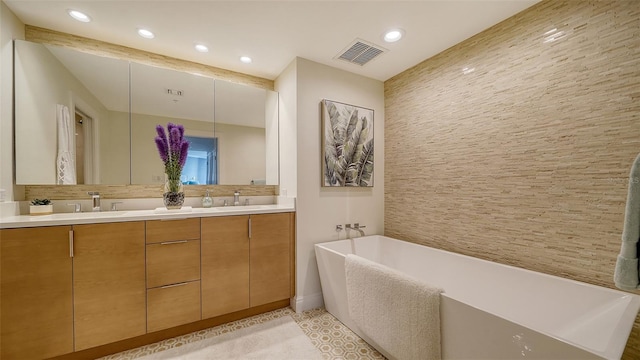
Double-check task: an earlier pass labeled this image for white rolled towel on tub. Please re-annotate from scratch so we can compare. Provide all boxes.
[345,254,443,360]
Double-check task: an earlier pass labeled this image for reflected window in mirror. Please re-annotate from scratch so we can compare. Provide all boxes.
[183,136,218,185]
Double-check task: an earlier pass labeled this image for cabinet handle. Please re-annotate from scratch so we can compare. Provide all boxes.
[69,230,74,258]
[248,217,252,239]
[160,282,189,289]
[159,240,188,245]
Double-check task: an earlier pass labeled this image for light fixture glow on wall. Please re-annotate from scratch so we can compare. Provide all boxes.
[195,44,209,53]
[137,28,155,39]
[384,29,404,43]
[68,9,91,23]
[240,56,252,64]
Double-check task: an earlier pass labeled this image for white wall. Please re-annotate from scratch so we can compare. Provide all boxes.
[0,3,24,212]
[276,58,384,311]
[275,60,297,198]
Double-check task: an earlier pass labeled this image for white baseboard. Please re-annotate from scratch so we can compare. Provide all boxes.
[291,292,324,313]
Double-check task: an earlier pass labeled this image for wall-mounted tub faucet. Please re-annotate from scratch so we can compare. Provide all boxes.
[88,192,100,212]
[346,223,366,237]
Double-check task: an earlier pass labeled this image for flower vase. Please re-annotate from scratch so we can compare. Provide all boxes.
[163,177,185,209]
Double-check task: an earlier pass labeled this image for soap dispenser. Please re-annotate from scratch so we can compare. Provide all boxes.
[202,189,213,208]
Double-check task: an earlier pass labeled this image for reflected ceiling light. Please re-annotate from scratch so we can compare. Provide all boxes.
[68,9,91,22]
[137,28,155,39]
[240,56,252,64]
[195,44,209,53]
[384,29,404,43]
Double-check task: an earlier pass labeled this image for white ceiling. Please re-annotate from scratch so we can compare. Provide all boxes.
[5,0,540,82]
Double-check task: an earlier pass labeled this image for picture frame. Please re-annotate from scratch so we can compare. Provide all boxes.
[321,99,374,187]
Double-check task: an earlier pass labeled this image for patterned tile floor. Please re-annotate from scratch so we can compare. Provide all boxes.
[100,307,385,360]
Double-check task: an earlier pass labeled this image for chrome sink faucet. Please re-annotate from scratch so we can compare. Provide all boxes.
[234,190,240,206]
[88,191,101,212]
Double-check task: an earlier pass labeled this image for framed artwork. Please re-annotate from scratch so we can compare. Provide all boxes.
[321,99,374,187]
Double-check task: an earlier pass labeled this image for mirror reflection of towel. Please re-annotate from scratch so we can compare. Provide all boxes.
[56,104,77,185]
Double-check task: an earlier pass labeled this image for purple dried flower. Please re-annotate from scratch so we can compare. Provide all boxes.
[179,141,189,167]
[155,136,168,163]
[155,125,167,142]
[169,127,182,154]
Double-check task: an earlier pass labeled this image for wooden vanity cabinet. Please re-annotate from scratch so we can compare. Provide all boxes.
[201,212,294,318]
[0,211,293,359]
[145,218,202,332]
[250,213,293,306]
[201,215,250,318]
[0,226,74,360]
[72,222,146,351]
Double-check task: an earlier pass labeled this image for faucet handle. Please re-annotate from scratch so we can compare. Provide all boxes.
[88,191,100,197]
[353,223,366,229]
[110,202,123,211]
[67,203,81,213]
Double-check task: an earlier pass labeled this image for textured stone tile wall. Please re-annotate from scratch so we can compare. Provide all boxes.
[384,1,640,357]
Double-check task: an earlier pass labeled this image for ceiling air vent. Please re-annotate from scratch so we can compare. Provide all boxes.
[335,39,387,66]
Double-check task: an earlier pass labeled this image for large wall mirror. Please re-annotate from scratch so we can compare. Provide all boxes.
[13,39,279,186]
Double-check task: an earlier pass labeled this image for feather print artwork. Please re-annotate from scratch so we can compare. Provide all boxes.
[322,99,374,187]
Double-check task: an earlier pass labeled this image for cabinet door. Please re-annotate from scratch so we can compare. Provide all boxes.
[73,222,146,351]
[201,216,250,319]
[1,226,73,360]
[250,213,292,307]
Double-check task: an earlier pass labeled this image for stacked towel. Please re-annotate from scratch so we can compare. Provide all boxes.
[615,152,640,291]
[345,254,443,360]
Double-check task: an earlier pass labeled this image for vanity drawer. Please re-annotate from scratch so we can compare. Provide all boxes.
[146,218,200,244]
[147,280,201,333]
[146,239,200,288]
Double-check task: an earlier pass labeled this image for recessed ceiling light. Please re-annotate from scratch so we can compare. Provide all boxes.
[240,56,252,64]
[195,44,209,53]
[68,9,91,23]
[137,28,155,39]
[383,29,404,43]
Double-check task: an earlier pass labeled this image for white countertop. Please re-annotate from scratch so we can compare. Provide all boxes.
[0,203,295,229]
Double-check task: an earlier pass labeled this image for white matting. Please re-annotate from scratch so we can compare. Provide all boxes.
[137,316,323,360]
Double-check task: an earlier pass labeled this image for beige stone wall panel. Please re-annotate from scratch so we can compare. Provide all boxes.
[384,1,640,358]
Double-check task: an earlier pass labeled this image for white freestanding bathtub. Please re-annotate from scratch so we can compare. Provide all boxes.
[315,235,640,360]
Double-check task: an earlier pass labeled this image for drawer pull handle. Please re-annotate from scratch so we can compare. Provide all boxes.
[161,282,189,289]
[159,240,188,245]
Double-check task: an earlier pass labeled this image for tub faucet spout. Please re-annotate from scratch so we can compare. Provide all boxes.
[346,223,366,237]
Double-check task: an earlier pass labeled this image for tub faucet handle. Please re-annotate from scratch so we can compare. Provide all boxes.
[353,223,366,229]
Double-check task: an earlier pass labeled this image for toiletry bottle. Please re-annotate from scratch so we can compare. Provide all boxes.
[202,190,213,208]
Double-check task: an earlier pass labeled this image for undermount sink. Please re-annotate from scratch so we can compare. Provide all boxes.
[47,211,128,219]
